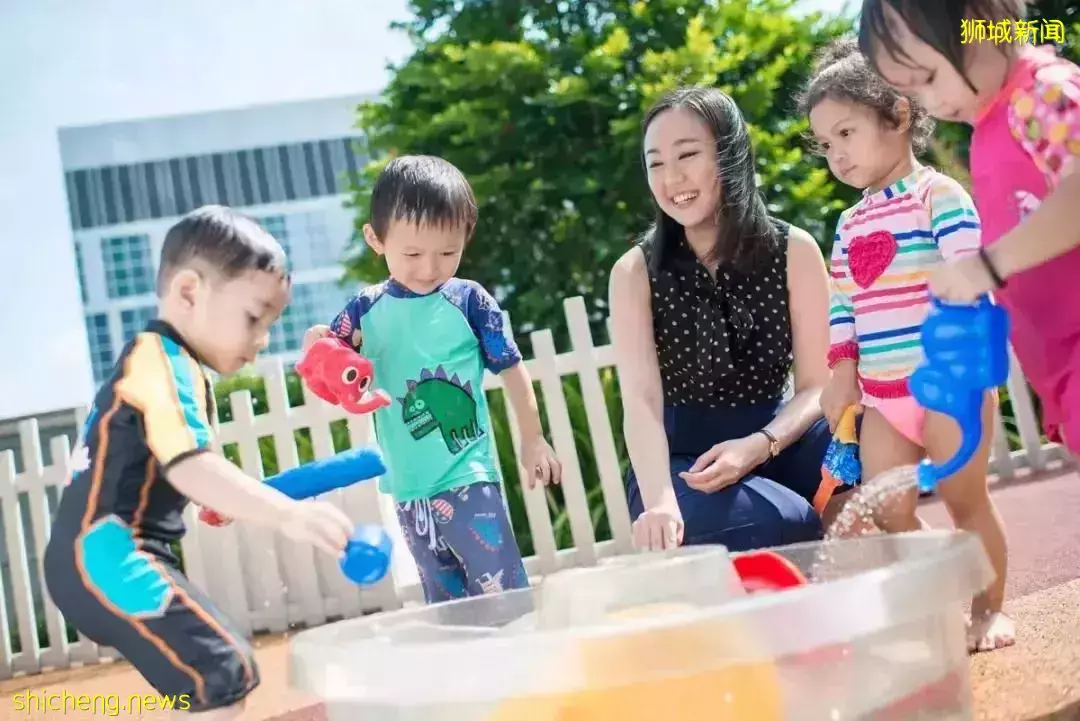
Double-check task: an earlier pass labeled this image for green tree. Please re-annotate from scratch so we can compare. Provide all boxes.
[346,0,853,350]
[1029,0,1080,64]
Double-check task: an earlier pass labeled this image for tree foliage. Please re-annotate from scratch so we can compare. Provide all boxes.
[346,0,853,349]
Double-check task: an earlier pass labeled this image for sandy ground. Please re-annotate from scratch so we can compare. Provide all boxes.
[2,467,1078,720]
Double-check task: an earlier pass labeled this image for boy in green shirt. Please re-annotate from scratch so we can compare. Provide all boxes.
[306,155,560,602]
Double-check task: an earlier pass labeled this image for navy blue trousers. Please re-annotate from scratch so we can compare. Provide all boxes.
[626,401,830,551]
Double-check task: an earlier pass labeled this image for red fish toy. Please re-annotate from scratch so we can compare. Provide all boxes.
[295,337,392,415]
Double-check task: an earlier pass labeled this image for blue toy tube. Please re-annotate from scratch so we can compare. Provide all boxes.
[909,295,1010,492]
[263,445,392,585]
[263,445,385,499]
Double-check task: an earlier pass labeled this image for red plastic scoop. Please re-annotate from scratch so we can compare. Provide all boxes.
[732,550,807,593]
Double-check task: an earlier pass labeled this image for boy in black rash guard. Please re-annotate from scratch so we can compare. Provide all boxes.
[44,205,354,719]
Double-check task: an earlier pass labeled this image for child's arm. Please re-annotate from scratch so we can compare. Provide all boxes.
[114,337,353,556]
[821,215,862,431]
[826,213,859,369]
[931,69,1080,299]
[464,281,561,487]
[993,68,1080,275]
[500,362,542,443]
[170,456,352,557]
[986,174,1080,277]
[301,288,376,353]
[500,361,561,487]
[169,453,297,527]
[926,174,982,260]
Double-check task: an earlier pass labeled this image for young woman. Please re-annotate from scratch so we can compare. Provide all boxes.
[609,86,833,553]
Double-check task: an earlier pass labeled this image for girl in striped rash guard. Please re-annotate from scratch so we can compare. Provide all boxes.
[800,37,1011,653]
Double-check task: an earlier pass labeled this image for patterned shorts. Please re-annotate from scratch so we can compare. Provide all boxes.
[396,482,529,603]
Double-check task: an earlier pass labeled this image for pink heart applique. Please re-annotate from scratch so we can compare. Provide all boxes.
[847,230,897,289]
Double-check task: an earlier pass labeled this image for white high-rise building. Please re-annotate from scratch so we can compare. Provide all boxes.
[59,94,368,383]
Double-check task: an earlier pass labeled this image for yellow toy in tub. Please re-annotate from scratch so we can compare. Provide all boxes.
[486,602,783,720]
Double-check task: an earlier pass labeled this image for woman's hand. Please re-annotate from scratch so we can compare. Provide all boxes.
[632,496,684,551]
[678,434,771,493]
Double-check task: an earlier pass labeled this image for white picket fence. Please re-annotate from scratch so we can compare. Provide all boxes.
[0,296,1070,679]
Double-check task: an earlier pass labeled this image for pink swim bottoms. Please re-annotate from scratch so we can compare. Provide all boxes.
[863,394,925,445]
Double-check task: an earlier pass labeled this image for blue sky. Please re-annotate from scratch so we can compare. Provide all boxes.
[0,0,852,420]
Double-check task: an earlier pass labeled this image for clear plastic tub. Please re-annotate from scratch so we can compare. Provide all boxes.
[289,530,993,720]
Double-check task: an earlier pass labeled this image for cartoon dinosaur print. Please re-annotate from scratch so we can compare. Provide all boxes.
[398,366,483,454]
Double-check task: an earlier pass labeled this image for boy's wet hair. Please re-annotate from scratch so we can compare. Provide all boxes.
[859,0,1025,93]
[157,205,289,295]
[798,36,935,154]
[368,155,478,242]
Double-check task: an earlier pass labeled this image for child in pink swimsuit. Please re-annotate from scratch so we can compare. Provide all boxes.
[861,0,1080,463]
[856,0,1080,653]
[803,36,1009,654]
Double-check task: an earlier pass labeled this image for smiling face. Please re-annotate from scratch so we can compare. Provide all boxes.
[809,97,913,191]
[643,107,720,230]
[866,4,1012,124]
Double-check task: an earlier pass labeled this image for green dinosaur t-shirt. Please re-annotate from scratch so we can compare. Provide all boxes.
[329,278,522,501]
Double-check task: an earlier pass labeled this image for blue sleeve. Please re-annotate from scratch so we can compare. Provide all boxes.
[462,281,523,373]
[330,286,382,351]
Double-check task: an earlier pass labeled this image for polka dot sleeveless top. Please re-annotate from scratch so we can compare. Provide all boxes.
[642,220,793,407]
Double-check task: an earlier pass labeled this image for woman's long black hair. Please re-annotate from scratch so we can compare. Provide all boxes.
[640,86,778,276]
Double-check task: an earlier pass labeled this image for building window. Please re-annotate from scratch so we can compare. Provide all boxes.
[85,314,113,382]
[267,283,314,354]
[265,281,353,355]
[101,234,154,298]
[313,279,355,322]
[256,215,290,262]
[74,242,88,304]
[120,305,157,344]
[284,212,339,270]
[64,137,365,231]
[256,211,343,272]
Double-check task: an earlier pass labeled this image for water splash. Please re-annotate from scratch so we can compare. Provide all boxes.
[812,465,921,580]
[825,465,919,541]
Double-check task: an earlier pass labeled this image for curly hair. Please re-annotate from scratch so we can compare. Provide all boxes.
[797,36,935,154]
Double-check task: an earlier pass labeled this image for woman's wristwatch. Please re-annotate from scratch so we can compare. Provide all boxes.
[758,429,780,460]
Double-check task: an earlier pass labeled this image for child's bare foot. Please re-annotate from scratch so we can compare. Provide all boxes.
[967,610,1015,653]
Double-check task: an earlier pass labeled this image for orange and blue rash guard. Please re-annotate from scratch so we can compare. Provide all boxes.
[54,319,215,551]
[43,321,261,712]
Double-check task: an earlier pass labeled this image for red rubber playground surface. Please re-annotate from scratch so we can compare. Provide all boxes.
[2,466,1078,720]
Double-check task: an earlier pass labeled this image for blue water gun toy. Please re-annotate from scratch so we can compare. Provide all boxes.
[909,295,1010,492]
[200,445,392,585]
